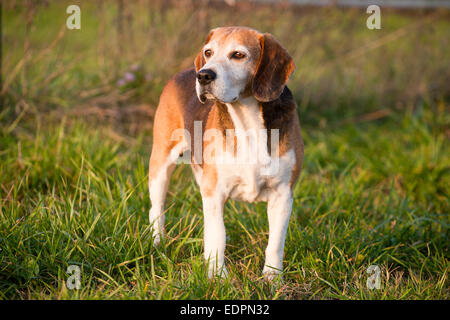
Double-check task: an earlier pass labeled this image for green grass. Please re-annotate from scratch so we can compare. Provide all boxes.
[1,1,449,299]
[0,105,448,299]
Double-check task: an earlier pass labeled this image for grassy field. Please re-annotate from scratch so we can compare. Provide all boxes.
[0,1,449,299]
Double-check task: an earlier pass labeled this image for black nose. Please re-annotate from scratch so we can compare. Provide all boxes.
[197,69,216,85]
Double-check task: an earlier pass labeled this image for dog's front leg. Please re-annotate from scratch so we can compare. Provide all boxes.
[263,187,293,280]
[202,194,228,279]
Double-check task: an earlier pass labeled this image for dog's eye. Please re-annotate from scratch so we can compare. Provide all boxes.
[204,49,213,58]
[231,51,246,60]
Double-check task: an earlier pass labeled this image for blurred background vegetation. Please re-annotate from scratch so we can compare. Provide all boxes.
[2,0,449,129]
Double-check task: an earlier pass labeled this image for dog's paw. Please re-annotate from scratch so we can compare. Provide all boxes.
[208,264,228,279]
[150,227,163,247]
[262,266,283,283]
[152,233,161,247]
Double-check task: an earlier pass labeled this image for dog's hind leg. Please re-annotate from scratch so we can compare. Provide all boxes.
[148,97,187,246]
[148,145,180,246]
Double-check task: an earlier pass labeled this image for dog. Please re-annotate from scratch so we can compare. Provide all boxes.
[148,26,303,280]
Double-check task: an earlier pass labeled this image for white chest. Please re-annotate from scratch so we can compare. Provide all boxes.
[212,98,295,202]
[217,149,295,202]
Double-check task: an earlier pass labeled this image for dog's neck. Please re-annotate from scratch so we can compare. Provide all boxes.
[224,96,270,160]
[225,96,264,132]
[222,88,297,156]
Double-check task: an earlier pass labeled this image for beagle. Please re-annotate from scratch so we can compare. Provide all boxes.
[148,26,303,280]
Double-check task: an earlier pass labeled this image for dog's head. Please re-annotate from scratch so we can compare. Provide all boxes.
[194,26,295,104]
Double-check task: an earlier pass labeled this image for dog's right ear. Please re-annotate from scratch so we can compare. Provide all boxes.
[194,30,215,72]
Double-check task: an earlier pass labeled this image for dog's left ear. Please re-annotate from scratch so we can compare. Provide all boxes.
[194,30,215,72]
[252,33,295,102]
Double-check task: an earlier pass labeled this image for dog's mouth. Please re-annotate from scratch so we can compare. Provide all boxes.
[199,91,216,103]
[199,91,239,104]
